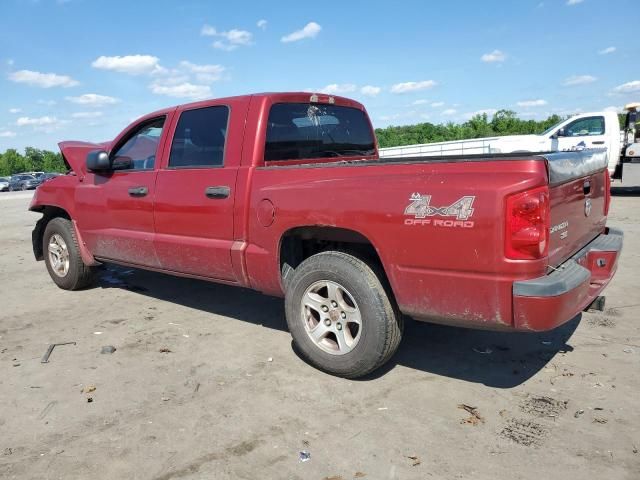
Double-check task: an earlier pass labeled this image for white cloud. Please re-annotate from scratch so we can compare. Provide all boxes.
[149,82,212,100]
[517,99,547,107]
[481,50,506,63]
[201,25,217,36]
[281,22,322,43]
[603,106,620,113]
[71,111,103,119]
[390,80,437,94]
[8,69,79,88]
[257,19,267,30]
[221,29,252,45]
[412,99,428,105]
[211,41,234,52]
[37,99,57,106]
[179,61,225,83]
[360,85,381,97]
[598,46,616,55]
[611,80,640,94]
[0,131,17,138]
[317,84,357,95]
[567,0,584,5]
[563,75,597,86]
[16,116,59,127]
[66,93,120,106]
[92,55,162,75]
[431,101,445,107]
[442,108,457,115]
[153,74,190,86]
[202,26,253,50]
[8,108,21,113]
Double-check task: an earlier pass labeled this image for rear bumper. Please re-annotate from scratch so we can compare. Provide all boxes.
[512,227,623,331]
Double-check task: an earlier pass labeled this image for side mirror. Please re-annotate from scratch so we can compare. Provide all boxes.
[555,128,566,138]
[86,150,111,171]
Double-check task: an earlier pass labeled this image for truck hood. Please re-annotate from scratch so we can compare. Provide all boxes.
[58,140,110,174]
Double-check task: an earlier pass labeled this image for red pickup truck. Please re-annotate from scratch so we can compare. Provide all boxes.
[30,92,623,378]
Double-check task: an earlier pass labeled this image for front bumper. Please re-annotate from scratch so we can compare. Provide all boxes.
[512,227,623,331]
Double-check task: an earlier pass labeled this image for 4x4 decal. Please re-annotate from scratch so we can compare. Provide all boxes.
[404,193,476,228]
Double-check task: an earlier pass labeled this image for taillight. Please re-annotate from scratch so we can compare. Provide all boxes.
[505,186,550,260]
[604,170,611,215]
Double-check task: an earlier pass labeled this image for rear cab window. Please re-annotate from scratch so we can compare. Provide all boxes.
[264,103,375,162]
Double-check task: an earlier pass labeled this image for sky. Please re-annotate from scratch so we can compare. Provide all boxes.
[0,0,639,152]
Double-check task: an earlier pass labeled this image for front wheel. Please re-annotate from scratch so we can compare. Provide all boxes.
[43,217,96,290]
[285,251,402,378]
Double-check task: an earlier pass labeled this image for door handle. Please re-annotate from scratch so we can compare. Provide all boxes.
[128,186,148,197]
[205,186,230,199]
[592,141,605,145]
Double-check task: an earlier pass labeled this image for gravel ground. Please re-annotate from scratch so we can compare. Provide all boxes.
[1,166,639,480]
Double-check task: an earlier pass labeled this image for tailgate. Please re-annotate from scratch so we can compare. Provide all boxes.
[546,150,609,267]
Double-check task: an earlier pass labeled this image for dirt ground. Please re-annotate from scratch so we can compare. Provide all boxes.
[1,167,639,480]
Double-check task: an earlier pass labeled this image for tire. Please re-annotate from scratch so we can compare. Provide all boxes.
[21,183,27,191]
[285,251,402,378]
[43,217,96,290]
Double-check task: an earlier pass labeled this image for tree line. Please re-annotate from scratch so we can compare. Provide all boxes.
[0,111,627,175]
[0,148,67,177]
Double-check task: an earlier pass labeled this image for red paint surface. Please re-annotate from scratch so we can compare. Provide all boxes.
[30,93,620,332]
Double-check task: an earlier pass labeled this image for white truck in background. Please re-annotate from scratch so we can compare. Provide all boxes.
[379,104,640,180]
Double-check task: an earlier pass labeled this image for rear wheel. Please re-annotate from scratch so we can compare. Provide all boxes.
[21,183,27,191]
[43,217,96,290]
[285,251,402,378]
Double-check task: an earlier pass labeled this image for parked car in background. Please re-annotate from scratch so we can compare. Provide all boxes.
[9,174,42,191]
[19,171,45,179]
[0,177,10,191]
[41,172,63,183]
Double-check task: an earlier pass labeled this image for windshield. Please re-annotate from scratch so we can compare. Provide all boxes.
[541,119,566,136]
[264,103,375,161]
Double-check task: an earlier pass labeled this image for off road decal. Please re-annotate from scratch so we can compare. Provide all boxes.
[404,193,475,228]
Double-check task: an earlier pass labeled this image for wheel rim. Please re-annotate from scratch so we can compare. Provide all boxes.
[301,280,362,355]
[48,233,70,277]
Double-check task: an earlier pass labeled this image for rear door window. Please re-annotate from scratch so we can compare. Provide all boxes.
[169,106,229,168]
[264,103,375,161]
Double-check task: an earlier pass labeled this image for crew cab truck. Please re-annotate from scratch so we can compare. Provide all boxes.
[380,106,640,180]
[30,93,623,378]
